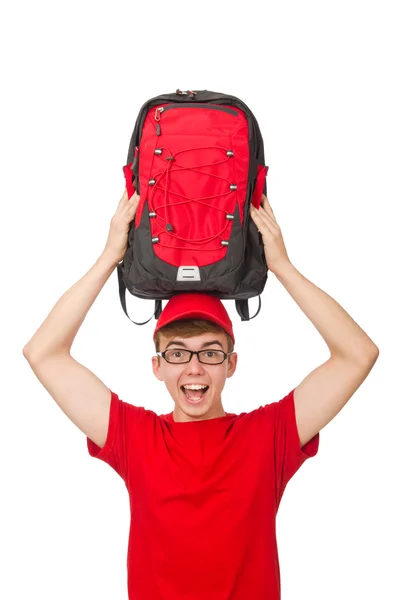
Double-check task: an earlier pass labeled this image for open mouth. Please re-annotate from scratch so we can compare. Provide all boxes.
[181,385,209,403]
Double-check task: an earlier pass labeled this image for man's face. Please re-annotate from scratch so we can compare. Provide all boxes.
[152,331,237,422]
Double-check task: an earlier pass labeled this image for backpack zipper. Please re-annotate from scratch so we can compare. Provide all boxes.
[154,103,238,135]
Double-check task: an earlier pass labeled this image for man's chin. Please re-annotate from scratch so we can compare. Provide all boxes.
[173,390,212,419]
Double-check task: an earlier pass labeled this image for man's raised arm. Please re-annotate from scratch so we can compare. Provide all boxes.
[22,188,140,447]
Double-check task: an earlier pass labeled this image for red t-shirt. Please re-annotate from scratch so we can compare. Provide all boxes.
[87,388,319,599]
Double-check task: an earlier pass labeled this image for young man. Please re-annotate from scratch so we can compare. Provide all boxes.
[23,187,379,599]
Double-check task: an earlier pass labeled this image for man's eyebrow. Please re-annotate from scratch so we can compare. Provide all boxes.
[165,340,224,350]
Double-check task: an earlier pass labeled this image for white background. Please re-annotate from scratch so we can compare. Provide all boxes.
[2,0,395,598]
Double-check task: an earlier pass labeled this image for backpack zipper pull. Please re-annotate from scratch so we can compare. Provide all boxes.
[155,107,164,136]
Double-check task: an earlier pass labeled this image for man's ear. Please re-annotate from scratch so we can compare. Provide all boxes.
[152,355,164,381]
[226,352,238,378]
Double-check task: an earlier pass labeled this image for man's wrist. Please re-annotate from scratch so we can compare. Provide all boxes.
[273,260,297,281]
[97,251,120,271]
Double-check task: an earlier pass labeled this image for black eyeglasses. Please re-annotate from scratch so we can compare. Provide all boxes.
[157,348,232,365]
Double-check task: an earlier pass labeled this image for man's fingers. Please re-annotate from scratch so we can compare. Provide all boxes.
[262,194,274,212]
[252,202,278,235]
[252,208,272,234]
[259,194,278,225]
[126,192,140,214]
[122,189,140,203]
[118,188,128,204]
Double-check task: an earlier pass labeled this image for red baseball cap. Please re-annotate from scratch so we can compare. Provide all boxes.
[153,293,235,344]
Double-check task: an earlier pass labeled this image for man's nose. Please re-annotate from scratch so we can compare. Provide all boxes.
[187,353,205,370]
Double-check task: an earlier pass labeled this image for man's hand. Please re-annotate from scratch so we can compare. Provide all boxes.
[102,187,140,265]
[250,194,291,276]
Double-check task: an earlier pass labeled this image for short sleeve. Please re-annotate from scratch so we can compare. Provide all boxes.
[86,390,144,482]
[269,388,320,506]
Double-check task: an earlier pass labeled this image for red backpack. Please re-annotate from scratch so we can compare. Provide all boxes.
[118,89,269,325]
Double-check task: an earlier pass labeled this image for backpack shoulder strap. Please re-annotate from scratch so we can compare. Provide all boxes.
[117,264,162,325]
[235,297,261,321]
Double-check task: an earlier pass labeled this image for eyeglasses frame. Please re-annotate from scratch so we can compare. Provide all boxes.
[156,348,232,365]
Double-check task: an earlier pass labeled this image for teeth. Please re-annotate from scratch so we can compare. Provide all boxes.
[183,384,208,390]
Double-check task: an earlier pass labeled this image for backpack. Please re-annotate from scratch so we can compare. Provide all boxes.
[117,88,270,325]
